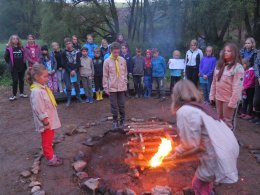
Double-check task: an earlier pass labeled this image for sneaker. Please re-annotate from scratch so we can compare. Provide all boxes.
[112,122,119,129]
[86,97,90,103]
[119,120,125,129]
[20,93,28,98]
[9,96,17,101]
[47,156,63,166]
[159,97,166,102]
[89,97,94,104]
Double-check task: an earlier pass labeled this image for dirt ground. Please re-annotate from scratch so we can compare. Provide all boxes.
[0,86,260,195]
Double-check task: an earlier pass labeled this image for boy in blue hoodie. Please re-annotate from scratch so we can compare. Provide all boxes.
[83,34,98,59]
[152,48,166,101]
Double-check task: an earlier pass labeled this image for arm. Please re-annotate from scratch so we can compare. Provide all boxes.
[209,69,217,101]
[91,59,94,76]
[243,69,255,90]
[207,57,217,77]
[61,51,71,73]
[31,91,49,122]
[4,49,10,63]
[199,58,204,76]
[24,48,35,64]
[162,57,167,76]
[228,65,244,108]
[52,54,57,72]
[103,60,109,93]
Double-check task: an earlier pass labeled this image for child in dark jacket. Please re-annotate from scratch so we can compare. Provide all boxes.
[100,39,110,60]
[132,48,145,98]
[4,35,27,101]
[199,46,217,103]
[40,45,58,92]
[62,37,83,106]
[144,49,153,98]
[121,44,132,97]
[52,42,64,93]
[93,47,104,101]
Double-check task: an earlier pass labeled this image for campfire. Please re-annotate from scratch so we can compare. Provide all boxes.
[124,121,178,177]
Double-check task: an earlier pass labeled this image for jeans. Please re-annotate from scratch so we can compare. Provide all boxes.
[144,76,152,97]
[170,76,181,93]
[56,69,64,92]
[186,65,199,87]
[133,75,143,96]
[109,92,125,122]
[63,71,80,98]
[153,77,165,97]
[82,76,93,97]
[11,70,25,96]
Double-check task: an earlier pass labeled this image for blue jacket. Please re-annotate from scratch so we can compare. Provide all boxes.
[121,53,133,74]
[152,56,166,77]
[83,42,98,59]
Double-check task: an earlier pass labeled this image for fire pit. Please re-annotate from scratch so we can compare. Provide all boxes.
[85,120,197,194]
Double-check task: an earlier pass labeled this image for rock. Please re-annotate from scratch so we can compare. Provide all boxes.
[72,160,87,172]
[90,122,96,126]
[125,188,137,195]
[174,192,184,195]
[182,187,195,195]
[31,164,40,174]
[116,189,124,195]
[82,136,102,147]
[77,126,88,133]
[131,118,145,122]
[108,188,117,195]
[151,185,172,195]
[20,170,31,178]
[74,151,86,161]
[82,178,100,191]
[76,172,89,180]
[29,181,41,187]
[32,190,45,195]
[107,116,113,121]
[31,186,41,194]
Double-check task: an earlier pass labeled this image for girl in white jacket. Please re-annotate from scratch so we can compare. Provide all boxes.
[171,80,239,195]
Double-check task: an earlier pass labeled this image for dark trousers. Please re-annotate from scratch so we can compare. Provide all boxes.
[109,92,125,122]
[170,76,181,93]
[63,71,80,98]
[11,70,25,96]
[153,77,165,97]
[94,75,103,91]
[254,78,260,113]
[186,66,199,87]
[133,75,143,96]
[242,88,255,115]
[144,76,152,97]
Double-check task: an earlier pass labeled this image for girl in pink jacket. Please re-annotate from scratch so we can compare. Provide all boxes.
[210,43,244,130]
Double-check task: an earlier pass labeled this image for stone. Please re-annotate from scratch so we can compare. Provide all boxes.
[82,136,102,147]
[32,190,45,195]
[131,118,145,122]
[174,191,184,195]
[182,187,195,195]
[83,178,100,191]
[77,126,88,133]
[90,122,96,126]
[31,164,40,174]
[76,172,89,180]
[74,151,86,161]
[31,186,41,194]
[29,181,41,187]
[107,116,113,121]
[151,185,172,195]
[72,160,87,172]
[116,189,124,195]
[125,188,137,195]
[108,188,117,195]
[20,170,31,178]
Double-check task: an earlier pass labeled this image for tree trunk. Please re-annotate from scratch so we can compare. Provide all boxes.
[137,0,143,42]
[142,0,148,42]
[128,0,137,39]
[132,0,140,41]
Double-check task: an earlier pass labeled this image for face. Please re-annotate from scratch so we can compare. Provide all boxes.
[121,46,128,54]
[81,50,88,56]
[36,70,49,85]
[28,36,35,45]
[245,40,253,50]
[173,52,181,59]
[12,36,19,46]
[102,41,108,48]
[153,52,159,58]
[111,48,120,58]
[94,51,101,57]
[42,50,48,55]
[72,37,78,44]
[206,47,213,56]
[118,35,123,41]
[224,46,233,61]
[146,53,151,58]
[52,43,59,51]
[190,43,197,51]
[65,42,73,50]
[136,49,142,56]
[87,36,93,43]
[243,63,248,69]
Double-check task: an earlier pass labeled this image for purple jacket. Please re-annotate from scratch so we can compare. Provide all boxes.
[199,56,217,78]
[24,44,41,67]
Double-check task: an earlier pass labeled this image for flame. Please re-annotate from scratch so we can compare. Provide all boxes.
[149,138,172,168]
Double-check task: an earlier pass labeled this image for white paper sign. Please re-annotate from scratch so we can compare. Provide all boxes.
[169,59,185,70]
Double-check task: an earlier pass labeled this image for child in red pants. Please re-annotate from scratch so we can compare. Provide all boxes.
[28,63,63,166]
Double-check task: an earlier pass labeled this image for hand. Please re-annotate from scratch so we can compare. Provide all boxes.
[203,75,207,80]
[70,70,76,76]
[42,118,50,130]
[105,90,110,96]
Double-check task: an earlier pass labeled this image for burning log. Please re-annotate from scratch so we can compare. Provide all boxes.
[127,128,174,134]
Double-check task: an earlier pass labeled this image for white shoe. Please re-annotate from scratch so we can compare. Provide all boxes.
[20,93,28,98]
[9,96,17,101]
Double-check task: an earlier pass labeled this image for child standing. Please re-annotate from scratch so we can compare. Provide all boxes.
[239,59,255,120]
[210,43,244,130]
[83,34,98,59]
[132,47,145,98]
[199,46,217,103]
[62,37,83,106]
[93,47,104,101]
[121,44,132,97]
[240,37,258,67]
[40,45,58,92]
[100,39,110,59]
[171,80,239,195]
[103,42,128,129]
[24,34,41,68]
[152,48,167,101]
[144,50,153,98]
[168,50,183,93]
[52,42,64,93]
[72,35,82,53]
[4,35,28,101]
[27,64,63,166]
[80,47,94,103]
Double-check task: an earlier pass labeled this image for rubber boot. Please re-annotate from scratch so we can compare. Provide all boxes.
[100,91,103,101]
[96,91,100,101]
[66,96,71,107]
